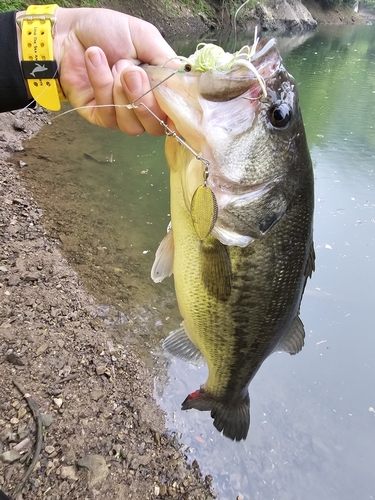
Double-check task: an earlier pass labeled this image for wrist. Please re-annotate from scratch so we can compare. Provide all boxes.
[15,11,30,99]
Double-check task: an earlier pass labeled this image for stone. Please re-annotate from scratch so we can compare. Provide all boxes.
[90,391,103,402]
[41,414,54,428]
[96,365,107,376]
[60,465,78,481]
[0,449,21,463]
[17,407,27,419]
[13,119,26,131]
[77,454,109,486]
[36,343,49,356]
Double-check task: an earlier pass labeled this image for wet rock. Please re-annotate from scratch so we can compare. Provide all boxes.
[77,454,109,486]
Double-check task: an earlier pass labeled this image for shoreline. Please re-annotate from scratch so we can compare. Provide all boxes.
[0,107,214,499]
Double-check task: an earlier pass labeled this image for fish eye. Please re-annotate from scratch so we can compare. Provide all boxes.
[269,103,292,129]
[184,63,192,72]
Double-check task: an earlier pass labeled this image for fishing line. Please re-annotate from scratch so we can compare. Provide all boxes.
[53,63,211,170]
[233,0,251,50]
[52,37,269,170]
[134,101,210,169]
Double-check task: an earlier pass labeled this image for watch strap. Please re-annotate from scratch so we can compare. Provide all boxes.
[17,4,67,111]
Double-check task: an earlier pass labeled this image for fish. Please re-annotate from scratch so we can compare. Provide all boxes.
[30,63,48,78]
[144,38,315,441]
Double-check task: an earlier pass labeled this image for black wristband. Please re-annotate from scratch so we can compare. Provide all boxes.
[0,11,33,112]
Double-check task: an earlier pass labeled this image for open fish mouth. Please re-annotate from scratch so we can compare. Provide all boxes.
[143,33,283,105]
[194,38,282,102]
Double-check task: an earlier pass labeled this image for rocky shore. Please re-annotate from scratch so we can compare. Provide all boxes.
[0,108,214,499]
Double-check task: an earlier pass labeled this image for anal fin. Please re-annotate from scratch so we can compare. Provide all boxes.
[277,316,305,355]
[305,242,315,279]
[162,324,203,364]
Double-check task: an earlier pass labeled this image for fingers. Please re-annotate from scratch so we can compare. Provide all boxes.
[85,48,168,135]
[85,47,118,129]
[127,18,177,67]
[113,64,167,136]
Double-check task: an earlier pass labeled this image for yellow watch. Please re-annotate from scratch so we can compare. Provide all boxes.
[17,4,67,111]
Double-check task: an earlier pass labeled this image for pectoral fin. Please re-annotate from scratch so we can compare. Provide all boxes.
[277,316,305,355]
[211,225,253,247]
[201,236,232,301]
[163,323,203,364]
[151,229,174,283]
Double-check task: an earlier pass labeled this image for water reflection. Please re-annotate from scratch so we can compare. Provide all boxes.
[19,24,375,500]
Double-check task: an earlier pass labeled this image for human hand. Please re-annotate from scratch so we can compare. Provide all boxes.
[54,8,177,135]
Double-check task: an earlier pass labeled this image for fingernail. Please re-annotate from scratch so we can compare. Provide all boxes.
[124,71,143,94]
[88,49,102,68]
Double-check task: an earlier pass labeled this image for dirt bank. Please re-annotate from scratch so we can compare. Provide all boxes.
[0,108,214,499]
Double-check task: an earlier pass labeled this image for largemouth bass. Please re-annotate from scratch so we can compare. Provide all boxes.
[144,39,315,441]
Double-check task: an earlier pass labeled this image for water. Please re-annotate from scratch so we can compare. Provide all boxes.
[21,25,375,500]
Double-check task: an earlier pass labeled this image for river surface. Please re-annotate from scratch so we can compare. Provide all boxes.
[21,25,375,500]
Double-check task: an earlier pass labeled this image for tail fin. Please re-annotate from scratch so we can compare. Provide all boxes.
[181,389,250,441]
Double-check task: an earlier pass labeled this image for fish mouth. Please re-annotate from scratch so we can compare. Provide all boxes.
[198,38,282,102]
[143,36,282,103]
